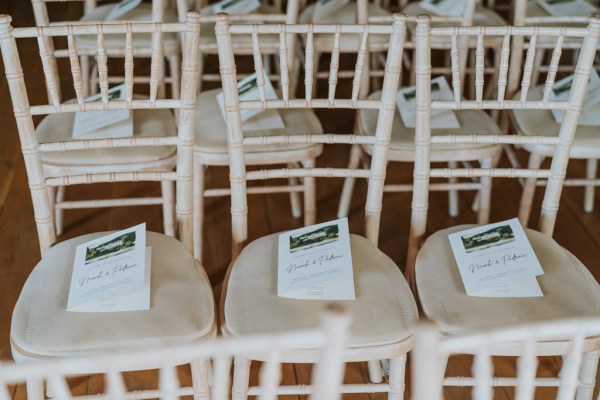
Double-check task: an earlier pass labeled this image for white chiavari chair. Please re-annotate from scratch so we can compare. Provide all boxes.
[189,0,319,262]
[412,318,600,400]
[508,0,600,224]
[31,0,181,99]
[0,12,216,397]
[23,0,191,238]
[0,305,349,400]
[406,15,600,399]
[216,12,418,392]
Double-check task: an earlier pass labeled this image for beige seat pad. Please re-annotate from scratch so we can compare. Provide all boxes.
[12,232,215,357]
[37,107,177,171]
[299,3,392,51]
[75,4,179,51]
[416,225,600,335]
[511,86,600,158]
[224,233,418,347]
[403,3,505,46]
[194,89,323,165]
[359,91,501,161]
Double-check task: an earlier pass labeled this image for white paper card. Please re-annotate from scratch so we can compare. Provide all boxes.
[278,218,355,300]
[535,0,597,16]
[396,76,460,129]
[217,71,285,130]
[312,0,350,22]
[72,84,133,139]
[67,223,147,311]
[419,0,466,16]
[448,218,544,296]
[205,0,261,14]
[105,0,143,21]
[550,70,600,125]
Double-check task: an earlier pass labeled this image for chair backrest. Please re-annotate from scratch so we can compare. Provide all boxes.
[214,14,407,256]
[406,16,600,275]
[0,304,351,400]
[0,12,204,254]
[412,318,600,400]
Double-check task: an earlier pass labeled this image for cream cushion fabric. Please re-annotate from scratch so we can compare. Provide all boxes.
[75,3,180,52]
[359,91,501,161]
[416,225,600,335]
[511,86,600,158]
[11,232,215,358]
[299,2,392,51]
[223,233,418,347]
[193,89,324,165]
[37,107,177,173]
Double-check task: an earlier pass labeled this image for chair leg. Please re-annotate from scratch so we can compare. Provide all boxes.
[576,350,600,400]
[161,180,176,237]
[518,153,544,227]
[337,144,363,218]
[447,161,459,218]
[288,163,302,219]
[191,359,211,400]
[232,357,251,400]
[368,360,384,384]
[55,186,66,236]
[477,157,493,224]
[193,162,205,261]
[387,355,407,400]
[584,159,597,213]
[168,54,181,99]
[81,55,90,97]
[302,158,316,226]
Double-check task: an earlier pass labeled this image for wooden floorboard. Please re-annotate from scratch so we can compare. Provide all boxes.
[2,1,600,399]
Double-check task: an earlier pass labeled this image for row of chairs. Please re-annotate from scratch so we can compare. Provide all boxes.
[3,8,600,400]
[3,312,600,400]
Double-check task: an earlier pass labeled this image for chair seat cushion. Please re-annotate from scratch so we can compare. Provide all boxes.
[359,91,501,161]
[193,89,323,165]
[11,232,215,358]
[416,225,600,335]
[75,4,180,51]
[223,233,418,347]
[511,86,600,158]
[37,107,177,173]
[299,3,392,51]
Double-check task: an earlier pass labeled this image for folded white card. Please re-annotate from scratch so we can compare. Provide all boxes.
[105,0,143,21]
[67,223,148,311]
[550,70,600,125]
[217,71,285,130]
[202,0,260,14]
[419,0,466,17]
[448,218,544,296]
[72,84,133,139]
[312,0,350,22]
[396,76,460,129]
[278,218,355,300]
[535,0,597,16]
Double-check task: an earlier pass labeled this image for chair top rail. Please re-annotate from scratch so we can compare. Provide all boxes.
[11,22,191,38]
[30,99,180,115]
[430,25,589,38]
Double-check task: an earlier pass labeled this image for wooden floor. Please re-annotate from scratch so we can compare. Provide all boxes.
[2,1,600,399]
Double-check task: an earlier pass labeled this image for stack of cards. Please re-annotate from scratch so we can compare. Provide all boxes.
[72,84,134,139]
[67,223,151,312]
[550,70,600,126]
[535,0,597,17]
[448,218,544,297]
[216,71,286,131]
[277,218,355,300]
[396,76,460,129]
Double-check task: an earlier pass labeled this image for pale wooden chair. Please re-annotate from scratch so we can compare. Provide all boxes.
[31,0,181,99]
[216,13,418,392]
[0,305,349,400]
[412,318,600,400]
[176,0,300,93]
[407,15,600,400]
[25,0,189,238]
[508,0,600,224]
[189,0,320,262]
[0,13,216,397]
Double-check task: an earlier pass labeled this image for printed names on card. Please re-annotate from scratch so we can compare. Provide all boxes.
[448,218,544,297]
